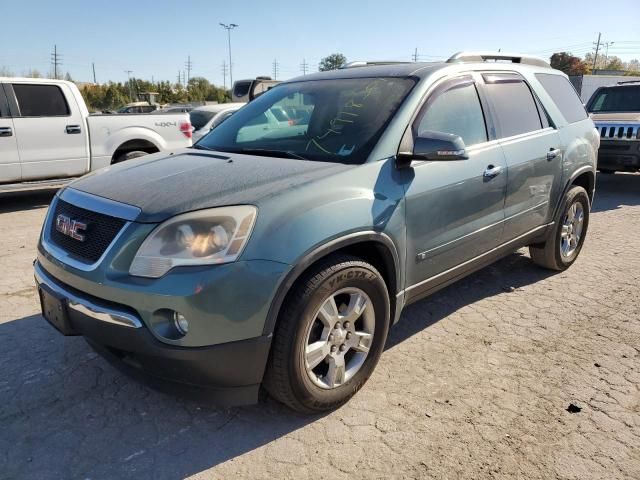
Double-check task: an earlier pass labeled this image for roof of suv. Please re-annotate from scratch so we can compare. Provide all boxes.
[286,52,553,83]
[289,62,447,82]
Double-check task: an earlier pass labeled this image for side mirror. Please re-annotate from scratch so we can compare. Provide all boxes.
[397,131,468,168]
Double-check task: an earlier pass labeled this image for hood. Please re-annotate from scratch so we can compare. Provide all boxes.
[590,112,640,122]
[69,149,353,222]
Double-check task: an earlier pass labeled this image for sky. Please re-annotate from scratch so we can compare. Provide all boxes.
[1,0,639,86]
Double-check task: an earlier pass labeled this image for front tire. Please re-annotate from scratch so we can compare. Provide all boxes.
[264,255,390,413]
[530,185,590,271]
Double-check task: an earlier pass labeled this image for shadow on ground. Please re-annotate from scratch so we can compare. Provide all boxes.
[0,189,56,214]
[591,172,640,213]
[0,249,557,480]
[0,172,635,479]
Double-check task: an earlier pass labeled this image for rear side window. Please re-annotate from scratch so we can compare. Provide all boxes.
[416,81,488,147]
[484,80,542,138]
[13,84,70,117]
[535,73,587,123]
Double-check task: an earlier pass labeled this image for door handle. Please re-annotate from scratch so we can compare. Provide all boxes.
[483,164,502,179]
[547,148,561,161]
[0,127,12,137]
[66,125,81,134]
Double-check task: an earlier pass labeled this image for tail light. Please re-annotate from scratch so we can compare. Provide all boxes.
[180,122,192,139]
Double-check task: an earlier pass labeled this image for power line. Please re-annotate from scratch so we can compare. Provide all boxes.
[272,58,279,79]
[51,45,62,79]
[221,60,228,89]
[300,58,309,75]
[185,55,192,86]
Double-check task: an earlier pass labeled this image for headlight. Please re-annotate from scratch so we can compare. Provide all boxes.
[129,205,257,278]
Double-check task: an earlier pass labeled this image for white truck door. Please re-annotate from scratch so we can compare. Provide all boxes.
[9,82,88,181]
[0,84,21,183]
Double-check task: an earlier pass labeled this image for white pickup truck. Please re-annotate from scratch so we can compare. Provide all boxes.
[0,78,192,192]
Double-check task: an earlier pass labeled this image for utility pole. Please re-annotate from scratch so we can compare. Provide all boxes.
[220,23,238,86]
[221,60,228,89]
[603,41,615,68]
[185,56,192,86]
[92,62,97,84]
[592,32,602,73]
[177,70,182,86]
[272,59,279,80]
[412,47,418,62]
[300,58,309,75]
[51,45,62,79]
[124,70,134,100]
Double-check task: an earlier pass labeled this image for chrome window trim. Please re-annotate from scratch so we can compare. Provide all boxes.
[59,187,141,221]
[35,262,142,329]
[40,195,132,272]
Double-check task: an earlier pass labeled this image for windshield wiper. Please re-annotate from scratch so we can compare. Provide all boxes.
[235,148,309,160]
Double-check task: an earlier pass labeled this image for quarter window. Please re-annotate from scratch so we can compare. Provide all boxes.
[416,81,488,147]
[484,80,542,138]
[535,73,587,123]
[13,84,70,117]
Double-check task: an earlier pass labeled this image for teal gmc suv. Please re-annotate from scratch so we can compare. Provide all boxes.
[35,52,599,412]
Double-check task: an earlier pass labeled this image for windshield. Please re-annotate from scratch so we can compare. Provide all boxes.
[198,77,415,164]
[589,85,640,113]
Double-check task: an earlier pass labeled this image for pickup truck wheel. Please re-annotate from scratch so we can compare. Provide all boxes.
[264,255,390,413]
[113,150,148,164]
[530,185,590,271]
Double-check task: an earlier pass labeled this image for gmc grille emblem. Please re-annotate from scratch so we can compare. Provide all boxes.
[55,214,87,242]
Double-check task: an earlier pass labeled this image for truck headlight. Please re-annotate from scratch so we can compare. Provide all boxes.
[129,206,257,278]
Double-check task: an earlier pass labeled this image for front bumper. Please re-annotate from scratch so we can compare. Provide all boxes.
[597,140,640,171]
[35,261,272,406]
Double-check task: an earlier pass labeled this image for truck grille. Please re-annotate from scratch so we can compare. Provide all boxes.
[49,199,126,264]
[596,123,640,140]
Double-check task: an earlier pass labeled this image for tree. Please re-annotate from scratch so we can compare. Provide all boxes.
[0,66,13,77]
[24,69,42,78]
[319,53,347,71]
[627,59,640,73]
[605,56,624,71]
[550,52,588,76]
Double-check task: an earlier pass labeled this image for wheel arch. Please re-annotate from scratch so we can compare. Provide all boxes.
[553,167,595,219]
[111,138,160,163]
[262,231,402,337]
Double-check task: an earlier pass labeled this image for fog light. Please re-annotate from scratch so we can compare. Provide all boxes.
[173,312,189,335]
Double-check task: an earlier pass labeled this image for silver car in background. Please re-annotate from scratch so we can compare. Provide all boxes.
[190,103,245,142]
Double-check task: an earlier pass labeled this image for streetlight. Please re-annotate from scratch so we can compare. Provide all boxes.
[604,41,615,68]
[220,23,238,88]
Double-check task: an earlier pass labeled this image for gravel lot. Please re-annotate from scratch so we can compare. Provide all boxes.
[0,173,638,480]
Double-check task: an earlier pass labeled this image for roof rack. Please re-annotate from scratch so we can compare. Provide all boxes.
[340,61,411,69]
[617,80,640,85]
[447,51,550,68]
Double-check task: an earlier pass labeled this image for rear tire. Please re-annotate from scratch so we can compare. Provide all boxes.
[264,255,390,413]
[529,185,590,271]
[113,150,148,164]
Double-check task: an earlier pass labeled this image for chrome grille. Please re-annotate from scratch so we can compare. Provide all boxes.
[596,123,640,140]
[48,199,126,264]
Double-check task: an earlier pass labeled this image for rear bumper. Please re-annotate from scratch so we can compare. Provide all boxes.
[34,261,271,406]
[597,140,640,171]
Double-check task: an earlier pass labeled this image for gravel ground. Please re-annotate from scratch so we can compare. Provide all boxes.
[0,173,638,480]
